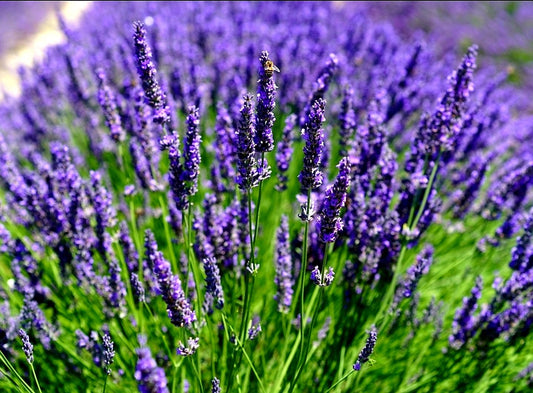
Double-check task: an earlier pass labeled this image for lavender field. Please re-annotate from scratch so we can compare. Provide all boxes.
[1,2,533,392]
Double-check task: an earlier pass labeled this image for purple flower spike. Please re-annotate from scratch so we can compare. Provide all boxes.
[339,84,357,158]
[353,326,378,371]
[303,53,339,126]
[310,266,335,287]
[235,94,260,190]
[211,377,221,393]
[449,276,483,349]
[176,337,200,357]
[176,105,202,209]
[255,50,279,153]
[317,157,351,243]
[18,328,34,364]
[509,209,533,272]
[102,333,115,375]
[402,245,434,298]
[274,215,294,313]
[135,338,169,393]
[96,69,125,143]
[145,230,196,327]
[132,21,170,125]
[275,114,297,191]
[203,257,224,310]
[161,132,186,211]
[299,98,326,192]
[248,315,262,340]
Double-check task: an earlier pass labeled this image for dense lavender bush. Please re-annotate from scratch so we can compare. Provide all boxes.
[1,2,533,392]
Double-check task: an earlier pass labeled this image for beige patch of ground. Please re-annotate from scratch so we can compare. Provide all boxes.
[0,1,92,100]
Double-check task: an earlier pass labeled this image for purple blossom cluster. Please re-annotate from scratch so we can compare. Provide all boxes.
[0,1,531,392]
[135,336,169,393]
[76,329,115,375]
[145,230,196,328]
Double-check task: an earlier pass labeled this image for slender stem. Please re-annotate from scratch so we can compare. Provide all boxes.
[102,374,108,393]
[172,365,179,393]
[183,203,203,331]
[0,365,29,392]
[325,370,356,393]
[294,189,312,379]
[222,313,266,393]
[411,157,440,231]
[143,302,175,364]
[373,153,442,333]
[159,194,177,270]
[253,152,266,245]
[231,188,258,392]
[0,350,34,393]
[29,363,43,393]
[289,242,329,393]
[189,355,205,393]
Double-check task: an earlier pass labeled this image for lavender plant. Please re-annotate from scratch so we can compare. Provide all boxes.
[0,2,533,393]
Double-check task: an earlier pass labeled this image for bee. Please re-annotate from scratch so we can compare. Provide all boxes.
[263,59,280,77]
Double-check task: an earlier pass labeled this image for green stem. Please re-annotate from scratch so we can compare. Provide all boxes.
[374,153,442,333]
[159,194,177,270]
[189,355,205,393]
[143,302,175,364]
[181,204,203,335]
[102,374,108,393]
[0,365,29,392]
[29,363,43,393]
[411,156,441,231]
[221,313,266,393]
[293,189,312,382]
[0,350,34,393]
[253,152,266,246]
[289,242,329,393]
[325,370,356,393]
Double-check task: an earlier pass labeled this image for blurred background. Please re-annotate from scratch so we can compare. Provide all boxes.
[0,1,91,98]
[2,2,533,98]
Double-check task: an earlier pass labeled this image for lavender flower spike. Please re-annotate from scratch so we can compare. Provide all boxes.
[176,105,202,209]
[299,98,326,192]
[235,94,260,190]
[310,266,335,287]
[145,230,196,327]
[449,276,483,349]
[203,257,224,310]
[255,50,279,153]
[160,132,185,210]
[18,328,34,364]
[96,68,125,143]
[402,245,434,297]
[133,21,170,125]
[248,315,262,340]
[317,157,351,243]
[102,333,115,375]
[211,377,221,393]
[176,337,200,357]
[275,114,297,191]
[353,326,378,371]
[274,215,294,313]
[135,337,169,393]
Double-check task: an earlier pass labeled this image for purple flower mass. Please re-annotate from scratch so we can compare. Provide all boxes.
[254,50,279,153]
[145,230,196,327]
[235,94,260,190]
[354,326,378,371]
[135,339,169,393]
[299,98,326,192]
[0,2,533,392]
[133,21,170,125]
[317,157,351,243]
[274,215,294,313]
